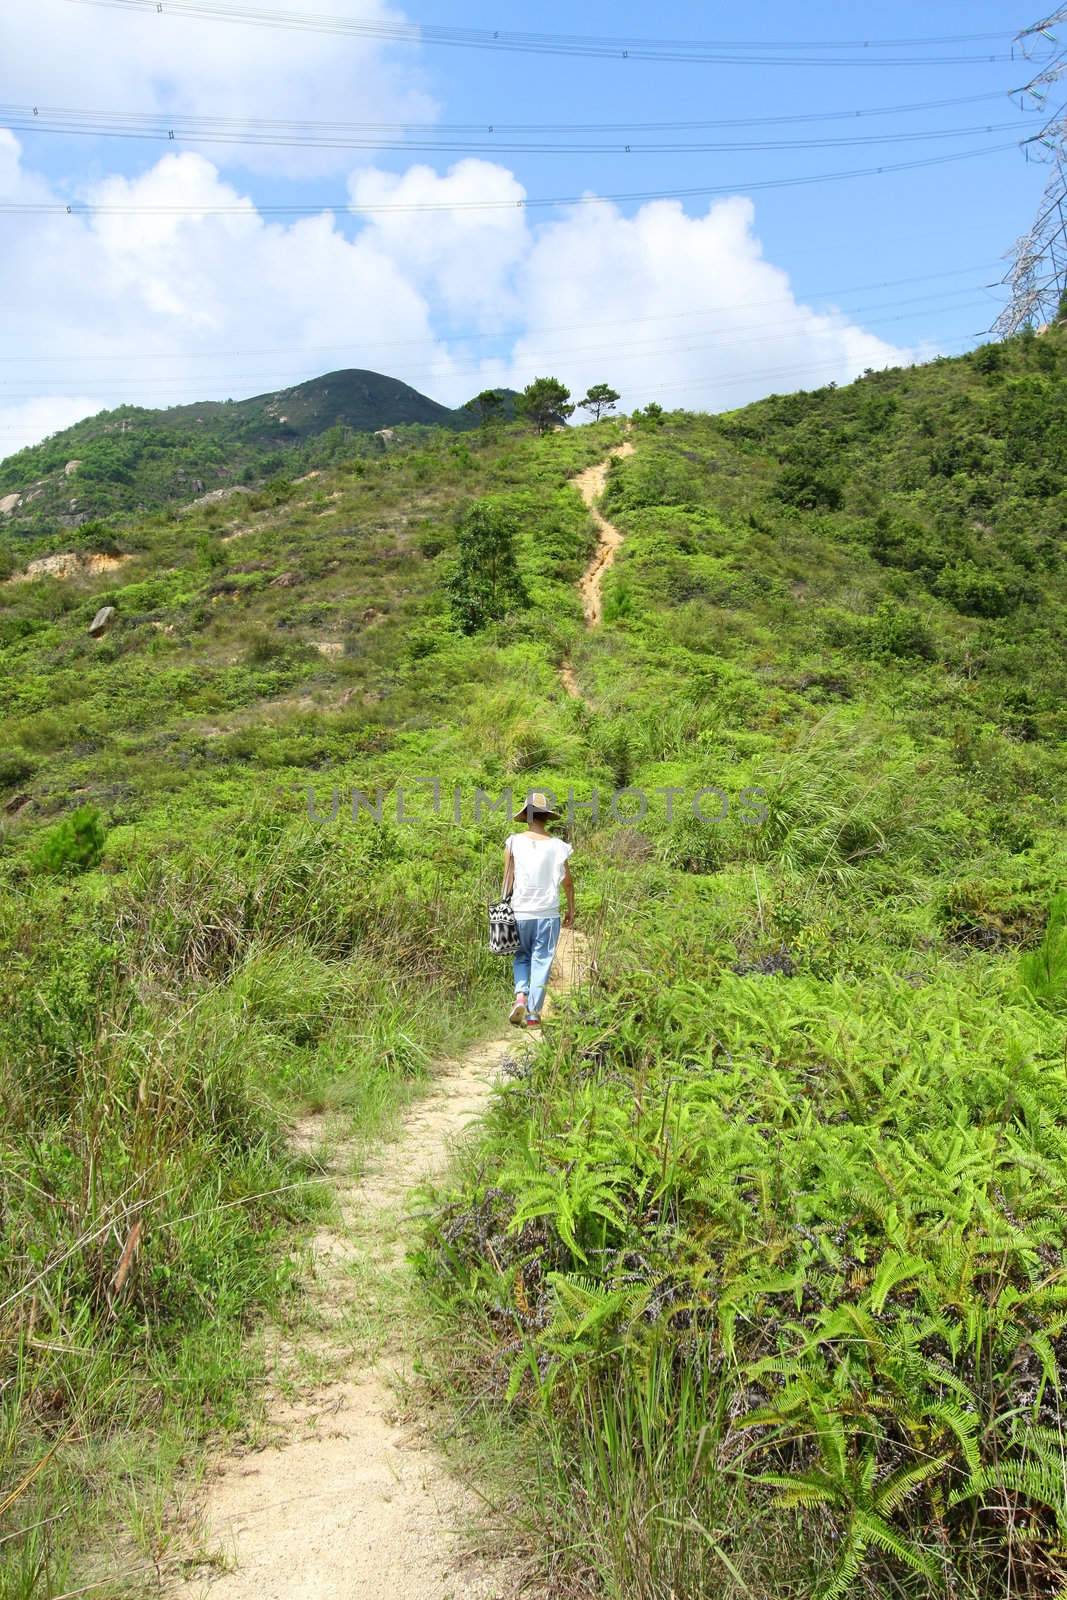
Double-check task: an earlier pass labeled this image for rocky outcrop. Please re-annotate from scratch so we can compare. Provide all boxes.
[5,551,130,585]
[182,485,252,513]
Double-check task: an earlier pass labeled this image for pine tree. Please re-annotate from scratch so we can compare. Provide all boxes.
[516,377,574,434]
[466,389,505,428]
[579,383,620,421]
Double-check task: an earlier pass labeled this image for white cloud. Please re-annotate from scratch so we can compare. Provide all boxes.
[490,194,911,412]
[1,0,437,178]
[0,397,108,462]
[0,136,444,454]
[349,160,529,325]
[0,132,919,460]
[343,175,916,412]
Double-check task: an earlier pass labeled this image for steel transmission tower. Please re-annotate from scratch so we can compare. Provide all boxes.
[995,8,1067,335]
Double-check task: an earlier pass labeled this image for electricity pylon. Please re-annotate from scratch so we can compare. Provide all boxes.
[995,8,1067,335]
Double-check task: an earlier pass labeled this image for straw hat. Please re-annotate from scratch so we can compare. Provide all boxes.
[513,790,561,821]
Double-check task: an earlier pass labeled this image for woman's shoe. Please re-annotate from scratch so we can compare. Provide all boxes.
[509,996,527,1025]
[525,1016,542,1030]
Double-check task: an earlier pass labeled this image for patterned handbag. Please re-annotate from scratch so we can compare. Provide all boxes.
[488,889,520,955]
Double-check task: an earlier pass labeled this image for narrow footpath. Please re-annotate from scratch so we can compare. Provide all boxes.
[573,440,635,628]
[560,438,634,700]
[173,930,589,1600]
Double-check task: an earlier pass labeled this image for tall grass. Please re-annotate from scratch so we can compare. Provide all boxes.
[0,815,500,1594]
[421,932,1067,1599]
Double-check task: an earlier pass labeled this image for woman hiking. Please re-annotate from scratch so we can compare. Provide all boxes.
[503,791,575,1031]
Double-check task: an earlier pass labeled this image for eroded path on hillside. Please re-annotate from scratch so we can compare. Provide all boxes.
[559,439,634,700]
[174,930,590,1600]
[573,439,634,628]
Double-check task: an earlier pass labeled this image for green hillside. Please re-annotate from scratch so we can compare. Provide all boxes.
[0,368,506,542]
[1,330,1065,1598]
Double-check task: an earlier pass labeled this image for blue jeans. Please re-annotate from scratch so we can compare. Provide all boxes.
[513,916,561,1021]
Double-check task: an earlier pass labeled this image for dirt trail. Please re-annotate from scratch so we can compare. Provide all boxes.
[175,929,590,1600]
[573,440,634,628]
[558,660,582,700]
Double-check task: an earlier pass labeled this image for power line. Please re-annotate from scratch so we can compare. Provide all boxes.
[0,262,1000,365]
[1,108,1037,156]
[0,294,996,400]
[0,140,1024,217]
[0,345,982,448]
[61,0,1018,66]
[636,336,977,402]
[0,286,998,386]
[0,90,1015,137]
[0,337,986,444]
[0,288,993,390]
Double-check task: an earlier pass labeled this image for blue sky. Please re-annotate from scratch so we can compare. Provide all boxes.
[409,0,1041,319]
[0,0,1054,454]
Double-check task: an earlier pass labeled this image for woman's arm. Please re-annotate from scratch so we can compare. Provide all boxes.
[562,861,575,929]
[502,844,514,896]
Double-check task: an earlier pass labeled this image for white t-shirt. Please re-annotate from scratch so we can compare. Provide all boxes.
[505,832,573,917]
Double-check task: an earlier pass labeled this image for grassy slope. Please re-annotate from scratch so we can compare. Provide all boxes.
[0,331,1065,1596]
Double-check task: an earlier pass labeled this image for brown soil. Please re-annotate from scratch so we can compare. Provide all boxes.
[572,440,635,628]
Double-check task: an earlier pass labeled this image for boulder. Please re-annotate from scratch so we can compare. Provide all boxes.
[89,605,116,638]
[64,460,81,477]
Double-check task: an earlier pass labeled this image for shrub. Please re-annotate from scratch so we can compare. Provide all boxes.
[76,518,122,554]
[248,475,294,510]
[417,526,449,559]
[446,498,529,633]
[591,721,635,787]
[972,343,1004,376]
[1019,893,1067,1012]
[196,532,228,569]
[659,813,725,873]
[601,579,634,623]
[937,878,1043,948]
[30,805,107,874]
[775,462,843,511]
[0,749,36,789]
[935,560,1033,618]
[244,628,289,664]
[867,600,935,660]
[604,451,702,511]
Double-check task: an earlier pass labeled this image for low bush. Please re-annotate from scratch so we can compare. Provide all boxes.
[30,804,107,873]
[424,959,1067,1598]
